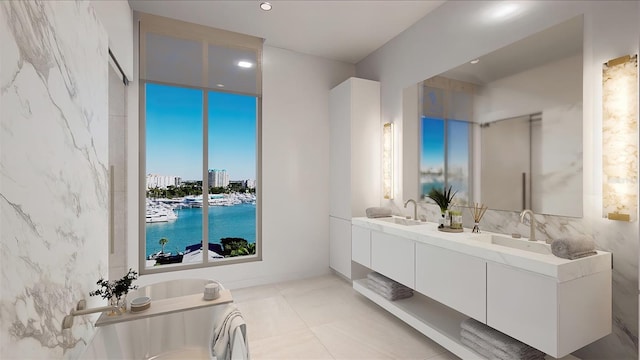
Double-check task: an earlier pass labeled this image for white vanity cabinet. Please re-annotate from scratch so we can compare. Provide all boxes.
[487,262,612,358]
[351,218,612,359]
[370,231,415,288]
[415,243,487,322]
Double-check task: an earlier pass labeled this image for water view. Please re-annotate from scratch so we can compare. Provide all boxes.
[145,203,256,257]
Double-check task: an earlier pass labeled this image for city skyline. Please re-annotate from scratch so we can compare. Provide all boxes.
[146,83,257,181]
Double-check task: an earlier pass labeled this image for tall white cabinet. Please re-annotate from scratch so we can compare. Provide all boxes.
[329,77,381,279]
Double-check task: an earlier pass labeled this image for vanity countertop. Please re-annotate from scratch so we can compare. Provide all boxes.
[352,217,611,282]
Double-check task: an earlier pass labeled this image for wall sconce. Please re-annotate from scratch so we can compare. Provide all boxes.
[383,122,394,200]
[602,54,638,221]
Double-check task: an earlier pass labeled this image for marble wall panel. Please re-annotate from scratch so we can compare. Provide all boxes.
[0,1,108,358]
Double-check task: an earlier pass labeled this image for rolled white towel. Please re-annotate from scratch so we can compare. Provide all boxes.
[366,207,392,218]
[551,236,597,260]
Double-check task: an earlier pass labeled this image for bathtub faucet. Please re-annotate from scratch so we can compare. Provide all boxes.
[62,299,122,330]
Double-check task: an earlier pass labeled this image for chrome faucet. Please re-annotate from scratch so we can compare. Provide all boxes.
[404,199,417,220]
[519,209,536,242]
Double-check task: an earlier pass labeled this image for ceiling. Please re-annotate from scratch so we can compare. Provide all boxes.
[129,0,445,64]
[441,15,583,85]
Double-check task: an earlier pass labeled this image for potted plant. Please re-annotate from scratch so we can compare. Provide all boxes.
[90,268,139,314]
[427,186,457,228]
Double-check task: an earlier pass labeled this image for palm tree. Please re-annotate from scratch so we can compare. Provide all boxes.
[159,237,169,254]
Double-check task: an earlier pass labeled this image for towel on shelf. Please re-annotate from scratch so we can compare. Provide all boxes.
[211,304,249,360]
[367,272,409,289]
[460,333,496,360]
[461,329,545,360]
[365,207,392,218]
[366,272,413,300]
[460,318,545,360]
[366,280,413,301]
[550,235,597,260]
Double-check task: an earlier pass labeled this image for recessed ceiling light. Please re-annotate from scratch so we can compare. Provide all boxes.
[260,2,272,11]
[238,61,253,68]
[470,59,480,64]
[216,84,225,88]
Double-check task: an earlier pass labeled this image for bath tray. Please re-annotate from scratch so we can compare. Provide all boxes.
[437,227,463,233]
[95,290,233,327]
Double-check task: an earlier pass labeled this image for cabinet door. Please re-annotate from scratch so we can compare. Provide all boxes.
[415,244,487,322]
[351,225,371,267]
[329,217,351,278]
[370,231,414,288]
[487,262,557,355]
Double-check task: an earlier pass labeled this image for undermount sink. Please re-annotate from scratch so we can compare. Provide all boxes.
[377,217,423,226]
[472,234,552,255]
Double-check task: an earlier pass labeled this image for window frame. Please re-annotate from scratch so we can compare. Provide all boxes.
[137,12,263,275]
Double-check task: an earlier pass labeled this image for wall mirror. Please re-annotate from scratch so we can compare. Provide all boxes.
[418,15,583,218]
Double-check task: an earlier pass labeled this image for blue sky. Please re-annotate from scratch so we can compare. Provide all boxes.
[421,117,444,169]
[146,83,256,181]
[420,117,469,170]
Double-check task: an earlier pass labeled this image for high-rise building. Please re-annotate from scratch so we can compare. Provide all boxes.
[146,174,181,189]
[208,169,229,188]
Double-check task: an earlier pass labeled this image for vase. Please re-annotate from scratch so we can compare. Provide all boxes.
[107,295,127,315]
[451,215,463,229]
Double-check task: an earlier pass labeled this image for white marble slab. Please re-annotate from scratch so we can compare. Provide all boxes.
[352,217,611,282]
[0,1,108,358]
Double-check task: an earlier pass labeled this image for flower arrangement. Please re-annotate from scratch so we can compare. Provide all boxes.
[90,268,139,313]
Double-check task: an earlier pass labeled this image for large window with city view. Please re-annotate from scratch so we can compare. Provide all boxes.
[139,13,262,272]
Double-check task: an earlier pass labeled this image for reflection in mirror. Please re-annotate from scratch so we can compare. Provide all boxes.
[418,15,583,217]
[420,77,474,205]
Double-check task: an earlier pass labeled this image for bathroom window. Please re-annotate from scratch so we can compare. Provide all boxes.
[420,79,473,205]
[138,13,262,274]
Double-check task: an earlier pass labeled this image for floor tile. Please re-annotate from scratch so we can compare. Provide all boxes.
[236,295,308,341]
[232,284,280,303]
[230,274,457,360]
[310,320,393,360]
[249,329,334,360]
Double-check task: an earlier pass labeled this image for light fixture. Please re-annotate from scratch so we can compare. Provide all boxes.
[602,54,638,221]
[383,122,394,200]
[237,61,253,68]
[216,83,225,88]
[470,59,480,64]
[260,2,272,11]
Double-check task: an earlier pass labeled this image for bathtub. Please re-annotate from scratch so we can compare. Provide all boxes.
[81,279,243,359]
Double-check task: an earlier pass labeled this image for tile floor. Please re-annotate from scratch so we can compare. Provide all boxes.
[232,273,460,360]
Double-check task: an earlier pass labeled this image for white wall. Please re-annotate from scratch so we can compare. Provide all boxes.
[128,43,355,288]
[92,0,133,80]
[357,1,639,358]
[1,1,108,358]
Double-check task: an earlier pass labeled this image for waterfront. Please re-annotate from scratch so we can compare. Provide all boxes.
[145,203,256,258]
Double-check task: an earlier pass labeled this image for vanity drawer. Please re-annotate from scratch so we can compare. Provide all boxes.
[351,225,371,267]
[415,244,486,322]
[370,231,415,288]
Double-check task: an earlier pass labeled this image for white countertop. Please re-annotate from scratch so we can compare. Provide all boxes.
[352,217,611,282]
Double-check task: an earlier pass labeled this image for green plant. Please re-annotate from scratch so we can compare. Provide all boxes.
[159,237,169,254]
[89,268,139,300]
[427,186,457,213]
